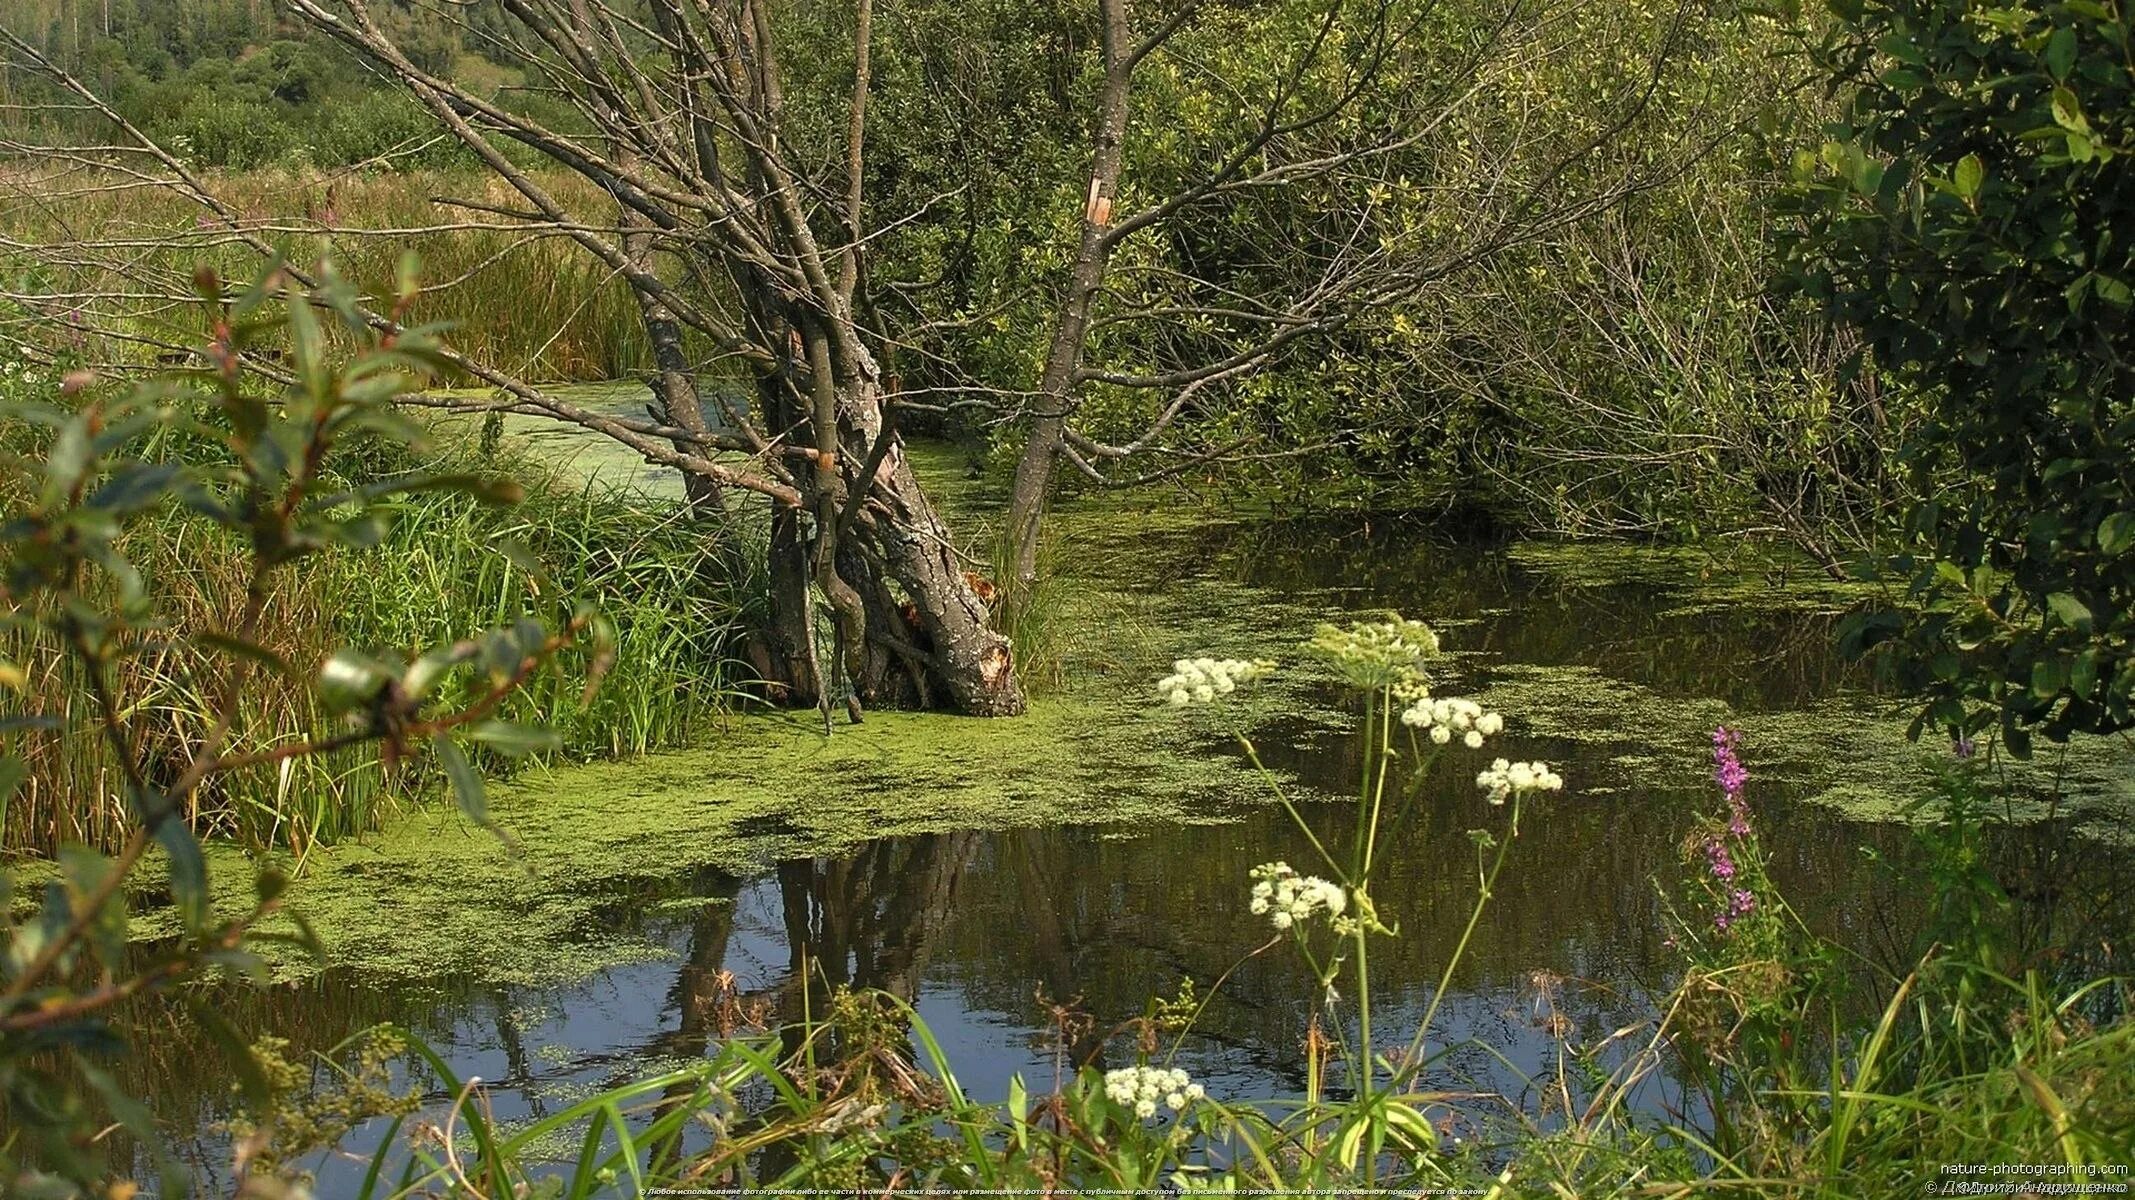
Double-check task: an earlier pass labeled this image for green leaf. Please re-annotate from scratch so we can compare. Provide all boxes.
[494,537,552,595]
[2071,648,2099,698]
[41,414,91,504]
[153,803,210,929]
[2100,511,2135,556]
[433,735,488,827]
[85,462,182,514]
[396,249,422,308]
[1954,153,1984,199]
[401,645,460,702]
[185,995,276,1110]
[2050,85,2090,134]
[289,291,326,392]
[463,719,561,758]
[318,648,394,711]
[2045,26,2077,80]
[78,1061,188,1197]
[199,630,289,676]
[2033,657,2068,699]
[0,755,26,812]
[2045,592,2094,630]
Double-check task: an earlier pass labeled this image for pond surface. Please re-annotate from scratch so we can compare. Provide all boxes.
[119,406,2135,1189]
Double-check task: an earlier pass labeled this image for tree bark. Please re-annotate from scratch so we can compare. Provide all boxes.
[831,377,1022,717]
[1004,0,1134,590]
[744,360,1021,717]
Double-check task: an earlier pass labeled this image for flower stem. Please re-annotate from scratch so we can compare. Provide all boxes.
[1395,795,1521,1088]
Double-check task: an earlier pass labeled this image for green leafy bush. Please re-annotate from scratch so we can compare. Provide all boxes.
[1,265,608,1193]
[1789,0,2135,750]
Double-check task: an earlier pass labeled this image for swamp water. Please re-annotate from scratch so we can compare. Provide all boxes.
[115,399,2135,1188]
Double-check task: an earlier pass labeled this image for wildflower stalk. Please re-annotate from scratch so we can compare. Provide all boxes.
[1230,731,1346,886]
[1352,686,1382,1108]
[1161,626,1561,1186]
[1395,793,1522,1091]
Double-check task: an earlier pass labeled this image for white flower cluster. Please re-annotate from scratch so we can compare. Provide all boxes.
[1305,618,1440,688]
[1102,1065,1205,1119]
[1400,696,1504,748]
[1475,758,1564,805]
[1156,656,1273,705]
[1,360,43,387]
[1248,862,1346,931]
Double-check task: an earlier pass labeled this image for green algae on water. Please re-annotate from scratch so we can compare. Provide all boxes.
[156,684,1300,986]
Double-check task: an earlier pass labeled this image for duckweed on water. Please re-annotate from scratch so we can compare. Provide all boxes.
[145,685,1294,985]
[136,525,2131,987]
[1479,661,2135,838]
[1503,539,1879,617]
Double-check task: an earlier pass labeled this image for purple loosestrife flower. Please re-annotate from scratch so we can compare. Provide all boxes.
[1712,727,1748,795]
[1716,888,1757,934]
[1704,836,1737,883]
[1713,726,1752,838]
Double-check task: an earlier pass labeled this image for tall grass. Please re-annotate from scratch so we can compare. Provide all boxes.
[0,429,750,859]
[0,165,653,382]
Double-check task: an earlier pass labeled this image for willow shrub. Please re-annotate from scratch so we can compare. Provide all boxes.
[0,273,613,1192]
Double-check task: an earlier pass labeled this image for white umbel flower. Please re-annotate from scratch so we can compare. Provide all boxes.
[1103,1066,1202,1121]
[1247,862,1347,931]
[1475,758,1565,805]
[1305,618,1440,688]
[1401,696,1504,749]
[1156,656,1274,705]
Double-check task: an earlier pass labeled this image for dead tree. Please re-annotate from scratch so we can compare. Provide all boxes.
[2,0,1023,717]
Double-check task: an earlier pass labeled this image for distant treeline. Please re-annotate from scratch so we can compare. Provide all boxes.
[0,0,505,168]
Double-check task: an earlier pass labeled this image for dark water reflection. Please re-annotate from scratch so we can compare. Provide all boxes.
[137,790,2119,1190]
[118,512,2134,1188]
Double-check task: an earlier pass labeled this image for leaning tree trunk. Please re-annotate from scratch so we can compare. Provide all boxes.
[816,375,1021,717]
[1004,0,1134,590]
[737,364,1020,717]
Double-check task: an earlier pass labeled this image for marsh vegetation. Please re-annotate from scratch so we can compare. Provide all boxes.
[2,0,2133,1195]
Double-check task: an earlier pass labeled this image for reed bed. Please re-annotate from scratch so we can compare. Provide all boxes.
[0,164,652,382]
[0,429,750,859]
